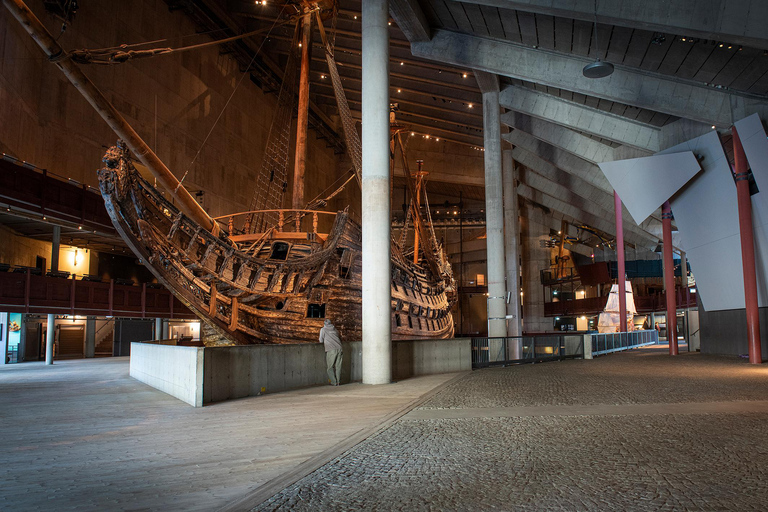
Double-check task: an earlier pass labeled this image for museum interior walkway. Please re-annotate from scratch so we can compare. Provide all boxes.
[2,347,768,511]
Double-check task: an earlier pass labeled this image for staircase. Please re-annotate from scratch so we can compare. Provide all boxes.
[94,331,114,357]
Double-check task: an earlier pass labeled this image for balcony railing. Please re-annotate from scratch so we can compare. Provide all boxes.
[0,268,194,319]
[544,290,698,317]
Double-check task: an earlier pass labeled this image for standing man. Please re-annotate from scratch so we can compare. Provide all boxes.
[319,319,343,386]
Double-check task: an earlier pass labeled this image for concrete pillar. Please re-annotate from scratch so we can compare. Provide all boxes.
[521,205,552,332]
[615,192,627,332]
[45,313,55,365]
[85,316,96,358]
[662,201,678,355]
[51,225,61,272]
[361,0,391,385]
[479,78,507,338]
[502,150,522,349]
[155,318,163,340]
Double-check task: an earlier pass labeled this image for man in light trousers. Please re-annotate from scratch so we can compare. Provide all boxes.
[319,319,343,385]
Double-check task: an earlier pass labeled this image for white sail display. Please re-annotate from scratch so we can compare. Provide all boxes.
[597,281,636,333]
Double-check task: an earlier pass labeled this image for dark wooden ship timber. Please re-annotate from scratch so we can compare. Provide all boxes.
[6,0,455,346]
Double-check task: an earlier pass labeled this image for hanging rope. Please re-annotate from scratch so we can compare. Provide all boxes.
[315,11,361,186]
[69,22,292,65]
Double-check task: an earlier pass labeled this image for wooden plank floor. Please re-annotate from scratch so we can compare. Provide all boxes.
[0,358,460,511]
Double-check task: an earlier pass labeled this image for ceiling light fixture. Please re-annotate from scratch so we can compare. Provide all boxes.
[582,0,614,78]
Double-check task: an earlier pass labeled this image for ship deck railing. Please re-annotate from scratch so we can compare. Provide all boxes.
[214,209,338,243]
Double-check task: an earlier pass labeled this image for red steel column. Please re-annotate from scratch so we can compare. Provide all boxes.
[732,127,763,364]
[615,191,627,332]
[662,201,678,355]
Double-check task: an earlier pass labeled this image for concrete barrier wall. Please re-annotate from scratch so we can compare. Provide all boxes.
[130,343,204,407]
[131,338,471,406]
[204,338,470,404]
[392,338,472,380]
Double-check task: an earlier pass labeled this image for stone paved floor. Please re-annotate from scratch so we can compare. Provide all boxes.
[256,348,768,511]
[0,358,458,511]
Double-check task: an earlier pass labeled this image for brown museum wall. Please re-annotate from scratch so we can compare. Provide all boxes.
[0,0,345,219]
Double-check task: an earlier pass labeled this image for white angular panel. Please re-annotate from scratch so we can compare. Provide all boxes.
[734,114,768,189]
[658,131,748,311]
[733,113,768,306]
[598,152,701,224]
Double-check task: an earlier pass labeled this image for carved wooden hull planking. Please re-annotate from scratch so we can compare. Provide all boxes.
[99,144,454,346]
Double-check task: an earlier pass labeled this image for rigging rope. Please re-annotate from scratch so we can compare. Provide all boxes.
[244,19,303,233]
[176,4,289,194]
[316,11,362,186]
[69,22,292,65]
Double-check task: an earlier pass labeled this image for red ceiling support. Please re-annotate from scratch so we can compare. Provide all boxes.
[662,201,678,355]
[732,127,763,364]
[615,191,627,332]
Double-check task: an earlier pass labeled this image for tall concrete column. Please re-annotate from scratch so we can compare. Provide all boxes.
[361,0,391,385]
[45,313,55,365]
[155,318,163,340]
[662,201,678,355]
[85,316,96,358]
[615,192,627,332]
[476,71,506,339]
[502,150,522,347]
[51,225,61,272]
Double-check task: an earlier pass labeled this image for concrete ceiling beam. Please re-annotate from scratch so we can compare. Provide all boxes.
[512,149,656,247]
[517,182,654,251]
[500,85,662,151]
[411,30,768,127]
[389,0,431,43]
[503,129,611,192]
[474,70,499,94]
[451,0,768,51]
[505,128,666,240]
[501,111,636,164]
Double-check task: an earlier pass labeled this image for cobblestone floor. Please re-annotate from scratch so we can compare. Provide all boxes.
[256,350,768,511]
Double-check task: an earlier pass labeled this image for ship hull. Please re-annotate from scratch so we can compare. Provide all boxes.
[99,147,454,346]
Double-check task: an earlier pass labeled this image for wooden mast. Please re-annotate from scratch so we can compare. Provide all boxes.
[412,160,428,265]
[3,0,219,235]
[292,10,312,210]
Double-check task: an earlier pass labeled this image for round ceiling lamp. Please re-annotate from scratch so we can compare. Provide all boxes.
[583,60,614,78]
[583,0,614,79]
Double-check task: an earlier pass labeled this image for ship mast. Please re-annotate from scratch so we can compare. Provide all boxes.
[3,0,219,235]
[292,10,312,209]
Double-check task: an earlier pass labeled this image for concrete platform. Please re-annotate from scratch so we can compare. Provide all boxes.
[3,348,768,511]
[0,358,460,511]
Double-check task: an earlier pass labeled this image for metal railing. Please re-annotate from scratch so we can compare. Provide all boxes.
[471,334,585,369]
[589,329,658,356]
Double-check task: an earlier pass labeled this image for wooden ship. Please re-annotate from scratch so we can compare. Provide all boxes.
[6,0,456,345]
